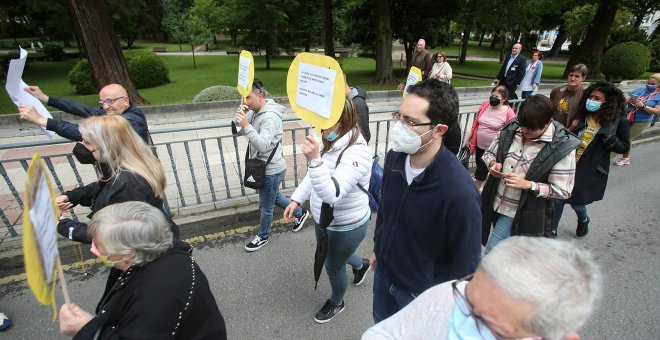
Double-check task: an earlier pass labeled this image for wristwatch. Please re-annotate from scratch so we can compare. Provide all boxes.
[308,158,323,168]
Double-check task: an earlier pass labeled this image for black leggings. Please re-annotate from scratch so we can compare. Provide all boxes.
[474,147,489,181]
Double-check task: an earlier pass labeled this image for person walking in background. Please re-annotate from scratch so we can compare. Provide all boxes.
[371,79,482,323]
[494,43,527,100]
[411,39,432,80]
[429,52,452,84]
[345,74,371,142]
[520,51,543,99]
[550,64,588,127]
[284,98,372,324]
[19,84,150,143]
[236,79,308,252]
[553,81,630,238]
[613,73,659,166]
[463,86,516,190]
[481,95,579,253]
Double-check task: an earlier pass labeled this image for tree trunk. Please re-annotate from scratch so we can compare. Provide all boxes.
[404,41,413,70]
[459,29,470,64]
[499,36,507,63]
[66,0,146,104]
[490,30,500,49]
[322,0,334,57]
[548,25,567,58]
[478,31,485,47]
[230,29,237,46]
[191,45,196,68]
[373,0,393,84]
[563,0,619,79]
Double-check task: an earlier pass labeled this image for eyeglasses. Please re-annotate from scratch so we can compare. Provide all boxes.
[99,96,126,106]
[452,275,544,340]
[392,112,437,128]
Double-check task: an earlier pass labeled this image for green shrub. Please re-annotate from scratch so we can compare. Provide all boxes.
[67,59,97,95]
[42,44,65,61]
[193,85,271,102]
[601,42,651,81]
[67,51,169,95]
[124,50,169,89]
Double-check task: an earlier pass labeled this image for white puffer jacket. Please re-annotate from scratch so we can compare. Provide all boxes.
[291,130,372,226]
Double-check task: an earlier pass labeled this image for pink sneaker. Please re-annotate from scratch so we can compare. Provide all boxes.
[614,157,630,166]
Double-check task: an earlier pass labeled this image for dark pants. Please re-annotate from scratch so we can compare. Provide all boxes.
[372,266,418,323]
[505,83,518,100]
[521,91,534,99]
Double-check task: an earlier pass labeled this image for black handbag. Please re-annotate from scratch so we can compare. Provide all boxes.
[243,142,279,189]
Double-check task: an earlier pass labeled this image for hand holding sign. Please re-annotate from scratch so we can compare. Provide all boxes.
[403,66,422,97]
[286,52,345,138]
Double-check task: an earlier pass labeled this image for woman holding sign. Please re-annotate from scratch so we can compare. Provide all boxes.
[56,115,178,244]
[284,98,372,324]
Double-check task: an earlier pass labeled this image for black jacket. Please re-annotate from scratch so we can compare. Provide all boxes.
[568,115,630,205]
[57,169,179,243]
[496,54,527,87]
[74,241,227,340]
[349,86,370,142]
[45,97,149,143]
[481,120,580,243]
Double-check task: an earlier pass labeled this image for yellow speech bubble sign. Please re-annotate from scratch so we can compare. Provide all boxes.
[237,50,255,100]
[403,66,422,97]
[286,52,345,137]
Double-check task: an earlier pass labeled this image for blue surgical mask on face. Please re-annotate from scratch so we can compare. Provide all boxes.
[585,99,602,112]
[446,303,497,340]
[325,130,338,142]
[646,84,657,92]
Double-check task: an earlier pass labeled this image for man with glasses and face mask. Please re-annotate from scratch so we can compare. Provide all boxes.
[18,83,149,143]
[362,236,603,340]
[370,79,482,323]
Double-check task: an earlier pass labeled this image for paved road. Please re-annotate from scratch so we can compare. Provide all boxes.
[1,139,659,339]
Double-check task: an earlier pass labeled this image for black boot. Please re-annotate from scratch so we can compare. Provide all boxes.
[576,217,590,238]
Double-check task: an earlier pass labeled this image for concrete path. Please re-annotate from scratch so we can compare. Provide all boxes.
[1,138,659,339]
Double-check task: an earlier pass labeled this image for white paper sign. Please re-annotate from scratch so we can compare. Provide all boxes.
[28,172,59,284]
[237,56,251,90]
[404,71,420,95]
[296,62,337,119]
[5,48,54,138]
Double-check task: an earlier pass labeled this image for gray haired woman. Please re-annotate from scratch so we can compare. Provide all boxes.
[58,202,226,340]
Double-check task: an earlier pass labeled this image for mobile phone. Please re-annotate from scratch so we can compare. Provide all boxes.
[630,95,638,102]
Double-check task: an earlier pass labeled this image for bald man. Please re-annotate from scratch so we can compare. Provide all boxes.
[494,43,527,100]
[19,84,149,143]
[411,39,432,80]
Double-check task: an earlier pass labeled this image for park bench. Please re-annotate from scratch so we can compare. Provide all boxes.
[153,47,166,53]
[335,47,350,57]
[226,50,240,55]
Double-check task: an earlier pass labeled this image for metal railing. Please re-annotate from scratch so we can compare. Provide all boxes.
[0,99,524,240]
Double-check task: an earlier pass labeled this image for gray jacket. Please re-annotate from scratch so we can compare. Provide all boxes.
[238,99,287,175]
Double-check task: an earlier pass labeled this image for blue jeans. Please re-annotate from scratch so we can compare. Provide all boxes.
[552,199,589,234]
[521,91,534,99]
[372,266,419,323]
[257,169,302,239]
[315,220,368,305]
[484,214,514,254]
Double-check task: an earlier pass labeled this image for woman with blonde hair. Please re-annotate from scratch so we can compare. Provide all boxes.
[57,115,177,243]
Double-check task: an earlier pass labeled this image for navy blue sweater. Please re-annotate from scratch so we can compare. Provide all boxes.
[373,146,482,294]
[45,97,149,143]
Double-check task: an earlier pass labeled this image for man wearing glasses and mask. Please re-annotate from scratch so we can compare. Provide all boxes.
[370,79,482,323]
[363,236,602,340]
[18,83,149,143]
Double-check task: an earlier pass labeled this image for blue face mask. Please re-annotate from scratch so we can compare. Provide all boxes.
[585,99,602,112]
[325,130,338,142]
[646,84,657,92]
[446,303,497,340]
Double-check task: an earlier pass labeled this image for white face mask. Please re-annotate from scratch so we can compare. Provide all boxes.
[389,121,435,154]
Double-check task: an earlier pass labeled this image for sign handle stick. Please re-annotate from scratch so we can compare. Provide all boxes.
[57,256,71,304]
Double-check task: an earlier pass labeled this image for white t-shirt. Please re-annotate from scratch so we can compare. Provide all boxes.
[404,155,425,185]
[362,280,463,339]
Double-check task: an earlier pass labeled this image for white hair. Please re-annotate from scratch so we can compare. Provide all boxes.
[480,236,602,340]
[417,39,426,47]
[89,201,173,266]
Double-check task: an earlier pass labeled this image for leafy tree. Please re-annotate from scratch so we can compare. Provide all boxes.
[288,0,322,52]
[238,0,296,69]
[184,12,212,68]
[189,0,223,46]
[626,0,660,27]
[106,0,147,49]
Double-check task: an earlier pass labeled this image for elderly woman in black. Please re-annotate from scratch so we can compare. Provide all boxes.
[58,202,226,339]
[552,81,630,238]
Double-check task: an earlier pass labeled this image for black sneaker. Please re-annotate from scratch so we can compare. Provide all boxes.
[245,235,269,252]
[292,209,309,232]
[576,218,590,238]
[314,299,345,324]
[352,258,370,285]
